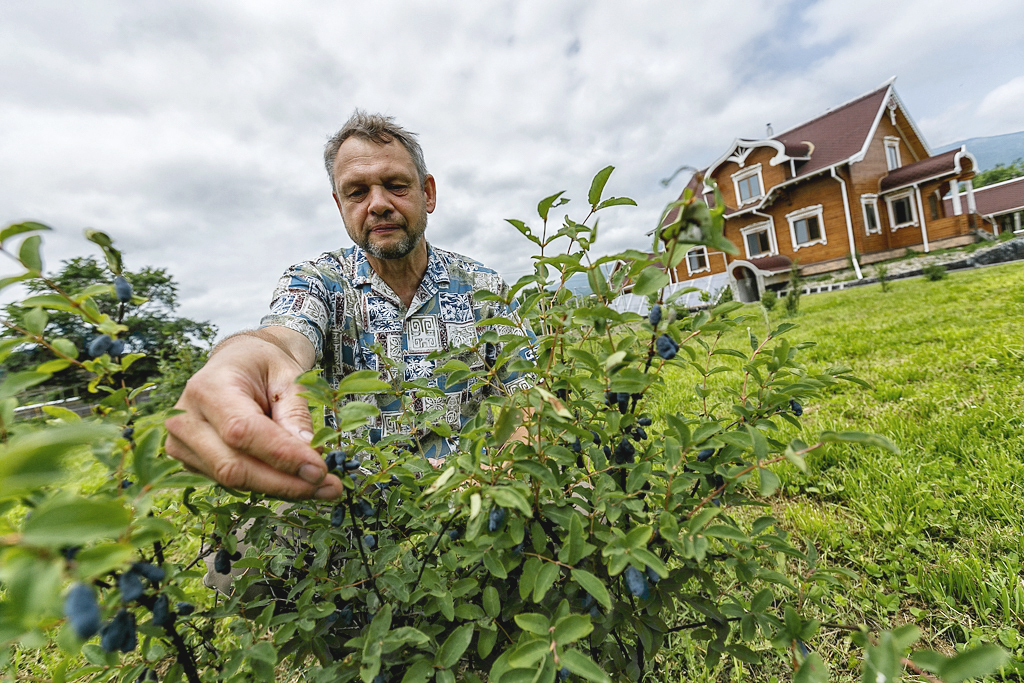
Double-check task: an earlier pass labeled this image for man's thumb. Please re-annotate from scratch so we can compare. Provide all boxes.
[269,384,316,446]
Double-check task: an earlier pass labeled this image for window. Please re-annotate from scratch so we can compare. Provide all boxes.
[740,221,775,259]
[884,136,901,170]
[861,194,880,235]
[885,190,917,230]
[686,247,709,274]
[929,192,942,220]
[731,164,763,205]
[785,205,827,250]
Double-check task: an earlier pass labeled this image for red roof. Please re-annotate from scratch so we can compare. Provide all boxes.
[772,85,890,177]
[880,149,962,192]
[945,176,1024,217]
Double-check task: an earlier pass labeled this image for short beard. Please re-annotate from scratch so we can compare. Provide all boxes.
[354,213,427,260]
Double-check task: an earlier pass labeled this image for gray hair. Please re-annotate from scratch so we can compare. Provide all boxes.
[324,110,428,192]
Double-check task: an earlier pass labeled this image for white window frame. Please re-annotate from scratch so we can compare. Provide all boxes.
[731,163,764,206]
[739,220,777,259]
[685,246,710,275]
[785,205,827,251]
[884,136,901,171]
[860,194,881,235]
[885,190,918,230]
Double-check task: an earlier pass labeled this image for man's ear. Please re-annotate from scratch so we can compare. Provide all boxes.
[332,192,343,215]
[423,175,437,213]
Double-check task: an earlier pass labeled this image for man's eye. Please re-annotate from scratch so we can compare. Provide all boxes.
[348,190,366,199]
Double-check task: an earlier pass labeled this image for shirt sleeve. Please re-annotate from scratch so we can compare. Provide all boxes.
[259,261,333,363]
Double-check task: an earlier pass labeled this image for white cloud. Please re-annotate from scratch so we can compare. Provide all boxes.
[0,0,1021,334]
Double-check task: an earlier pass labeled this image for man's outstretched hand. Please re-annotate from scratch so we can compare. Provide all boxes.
[165,327,343,500]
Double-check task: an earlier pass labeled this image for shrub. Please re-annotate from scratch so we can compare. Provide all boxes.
[760,290,777,311]
[875,264,891,293]
[923,263,948,281]
[0,175,1008,683]
[784,261,802,316]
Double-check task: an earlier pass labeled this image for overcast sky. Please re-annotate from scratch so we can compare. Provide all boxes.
[2,0,1022,336]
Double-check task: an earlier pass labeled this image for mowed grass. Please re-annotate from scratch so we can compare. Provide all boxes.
[655,261,1024,680]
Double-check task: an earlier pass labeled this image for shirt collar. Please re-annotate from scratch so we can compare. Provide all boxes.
[349,242,450,289]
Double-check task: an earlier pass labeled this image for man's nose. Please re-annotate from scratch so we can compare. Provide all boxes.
[367,186,394,215]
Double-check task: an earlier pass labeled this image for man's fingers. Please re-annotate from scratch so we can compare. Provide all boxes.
[269,382,317,444]
[193,379,327,485]
[166,421,343,500]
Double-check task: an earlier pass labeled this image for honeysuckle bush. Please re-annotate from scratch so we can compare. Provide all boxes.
[0,170,1010,683]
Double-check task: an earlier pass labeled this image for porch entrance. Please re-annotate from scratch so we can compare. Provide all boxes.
[733,266,759,303]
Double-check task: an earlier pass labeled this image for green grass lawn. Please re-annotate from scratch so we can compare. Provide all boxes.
[657,261,1024,680]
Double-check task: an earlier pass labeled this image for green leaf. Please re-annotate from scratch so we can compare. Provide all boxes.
[792,652,827,683]
[758,468,780,497]
[820,430,899,454]
[596,197,637,211]
[703,525,749,543]
[478,628,498,658]
[383,627,430,651]
[483,586,500,618]
[570,569,611,610]
[559,649,611,683]
[434,624,474,669]
[0,221,50,246]
[937,644,1009,683]
[553,615,593,645]
[18,235,43,272]
[533,562,560,603]
[401,660,434,683]
[494,406,521,447]
[336,370,392,394]
[507,639,549,669]
[0,423,117,500]
[483,550,508,579]
[0,371,51,401]
[489,486,532,517]
[514,613,550,635]
[624,525,652,549]
[538,191,567,221]
[588,166,615,207]
[22,495,130,546]
[630,268,670,298]
[335,401,380,431]
[72,543,134,580]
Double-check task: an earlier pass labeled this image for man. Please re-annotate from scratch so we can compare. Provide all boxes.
[166,111,532,500]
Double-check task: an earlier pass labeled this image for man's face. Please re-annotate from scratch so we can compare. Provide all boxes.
[332,137,436,260]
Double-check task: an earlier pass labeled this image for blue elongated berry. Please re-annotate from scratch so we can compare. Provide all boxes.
[448,529,460,541]
[121,426,134,440]
[648,304,662,327]
[590,430,600,445]
[132,562,165,583]
[558,667,570,681]
[571,438,582,453]
[580,592,595,609]
[589,606,602,619]
[645,566,661,584]
[109,339,125,357]
[624,565,650,600]
[616,392,630,415]
[175,602,195,616]
[512,542,524,556]
[338,605,354,624]
[100,608,137,653]
[790,399,803,417]
[602,445,611,459]
[696,448,715,462]
[637,417,652,426]
[121,478,133,489]
[796,639,810,656]
[119,570,144,603]
[330,504,345,528]
[362,534,376,549]
[655,334,678,360]
[64,583,101,640]
[488,507,507,533]
[633,427,647,441]
[214,548,231,574]
[343,457,361,471]
[113,276,133,303]
[614,438,635,464]
[356,500,375,518]
[87,334,113,357]
[151,594,172,627]
[324,450,343,471]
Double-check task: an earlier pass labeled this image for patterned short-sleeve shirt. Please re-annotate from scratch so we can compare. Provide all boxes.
[260,243,535,459]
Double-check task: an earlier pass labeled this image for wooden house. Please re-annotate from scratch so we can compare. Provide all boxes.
[668,78,982,302]
[947,176,1024,235]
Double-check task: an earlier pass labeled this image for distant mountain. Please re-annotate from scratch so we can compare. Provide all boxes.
[935,130,1024,171]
